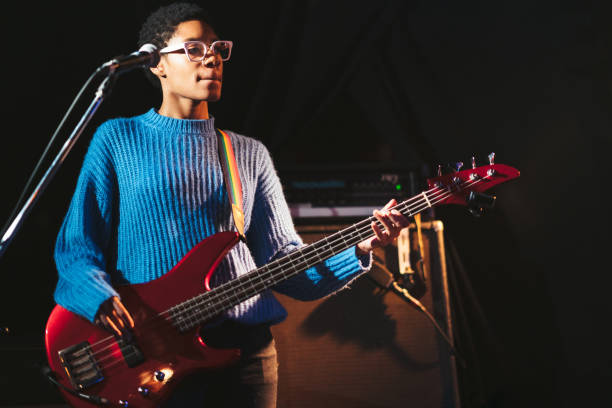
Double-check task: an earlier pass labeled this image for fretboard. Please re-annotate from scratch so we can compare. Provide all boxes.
[169,188,451,331]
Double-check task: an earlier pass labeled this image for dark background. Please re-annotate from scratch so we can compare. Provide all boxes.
[1,0,611,406]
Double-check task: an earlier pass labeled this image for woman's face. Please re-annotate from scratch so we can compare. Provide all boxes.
[153,20,224,103]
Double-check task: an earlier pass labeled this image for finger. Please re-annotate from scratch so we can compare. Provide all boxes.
[371,221,385,246]
[102,314,122,337]
[112,309,126,331]
[113,299,135,329]
[389,209,410,228]
[382,199,397,210]
[374,210,394,239]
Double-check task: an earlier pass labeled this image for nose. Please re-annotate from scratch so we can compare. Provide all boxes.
[202,48,221,68]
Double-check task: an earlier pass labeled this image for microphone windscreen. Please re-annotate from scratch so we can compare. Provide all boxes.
[138,43,158,54]
[138,43,159,66]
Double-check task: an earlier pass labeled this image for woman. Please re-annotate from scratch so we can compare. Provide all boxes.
[54,3,409,407]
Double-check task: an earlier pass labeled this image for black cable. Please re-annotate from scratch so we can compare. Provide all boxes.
[41,365,109,405]
[1,66,104,237]
[370,259,466,367]
[390,278,467,368]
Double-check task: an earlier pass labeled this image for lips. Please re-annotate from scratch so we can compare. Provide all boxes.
[198,76,222,81]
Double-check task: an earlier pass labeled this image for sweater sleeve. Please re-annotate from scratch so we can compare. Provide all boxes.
[54,124,119,322]
[246,142,372,301]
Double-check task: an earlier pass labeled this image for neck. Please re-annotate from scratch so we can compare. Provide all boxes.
[158,98,209,120]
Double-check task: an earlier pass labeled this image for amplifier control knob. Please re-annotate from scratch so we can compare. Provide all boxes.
[138,386,150,397]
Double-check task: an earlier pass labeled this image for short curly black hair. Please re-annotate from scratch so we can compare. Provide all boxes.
[138,2,216,88]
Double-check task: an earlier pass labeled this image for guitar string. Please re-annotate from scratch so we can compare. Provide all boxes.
[158,178,479,325]
[160,190,448,323]
[81,181,454,356]
[90,177,487,371]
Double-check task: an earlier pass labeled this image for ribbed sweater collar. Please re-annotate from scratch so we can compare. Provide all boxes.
[141,108,216,135]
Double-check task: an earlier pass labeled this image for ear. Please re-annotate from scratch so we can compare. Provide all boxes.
[150,61,167,79]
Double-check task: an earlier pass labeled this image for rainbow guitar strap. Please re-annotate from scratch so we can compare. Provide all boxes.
[216,128,246,242]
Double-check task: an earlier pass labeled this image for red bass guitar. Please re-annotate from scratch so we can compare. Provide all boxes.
[45,161,519,407]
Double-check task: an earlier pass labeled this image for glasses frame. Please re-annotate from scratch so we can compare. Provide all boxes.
[160,40,233,62]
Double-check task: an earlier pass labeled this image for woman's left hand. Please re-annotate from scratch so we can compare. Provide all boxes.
[356,199,410,255]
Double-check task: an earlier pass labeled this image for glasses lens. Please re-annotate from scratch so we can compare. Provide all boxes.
[212,41,232,61]
[185,42,206,61]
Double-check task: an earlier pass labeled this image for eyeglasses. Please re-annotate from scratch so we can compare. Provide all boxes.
[160,40,233,62]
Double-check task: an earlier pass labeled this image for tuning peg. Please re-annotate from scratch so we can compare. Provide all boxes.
[437,164,442,176]
[488,152,495,165]
[454,162,464,172]
[471,156,476,169]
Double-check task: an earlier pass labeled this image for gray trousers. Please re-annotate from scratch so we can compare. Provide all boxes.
[163,322,278,408]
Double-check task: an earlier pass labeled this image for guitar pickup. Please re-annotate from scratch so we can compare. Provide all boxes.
[117,336,145,368]
[58,342,104,390]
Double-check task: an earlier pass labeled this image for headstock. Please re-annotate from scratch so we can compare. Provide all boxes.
[426,155,520,208]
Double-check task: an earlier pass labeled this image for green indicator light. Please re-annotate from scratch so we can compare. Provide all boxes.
[395,184,402,191]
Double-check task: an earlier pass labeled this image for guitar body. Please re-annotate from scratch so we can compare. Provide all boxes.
[45,231,242,408]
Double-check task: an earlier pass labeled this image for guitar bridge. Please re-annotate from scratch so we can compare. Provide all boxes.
[58,342,104,390]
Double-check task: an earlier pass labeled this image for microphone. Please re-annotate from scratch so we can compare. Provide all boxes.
[99,43,160,75]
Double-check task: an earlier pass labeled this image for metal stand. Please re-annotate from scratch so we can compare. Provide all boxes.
[0,75,115,259]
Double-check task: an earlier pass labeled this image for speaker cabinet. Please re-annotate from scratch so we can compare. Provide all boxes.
[271,220,460,408]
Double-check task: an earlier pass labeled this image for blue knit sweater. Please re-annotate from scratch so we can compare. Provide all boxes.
[54,109,370,324]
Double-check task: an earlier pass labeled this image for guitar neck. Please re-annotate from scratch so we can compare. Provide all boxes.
[173,189,440,331]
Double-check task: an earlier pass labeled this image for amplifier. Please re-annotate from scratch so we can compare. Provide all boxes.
[279,164,424,218]
[272,220,461,408]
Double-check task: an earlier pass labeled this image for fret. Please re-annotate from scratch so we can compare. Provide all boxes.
[357,223,369,240]
[322,236,334,257]
[295,246,316,272]
[226,288,240,307]
[256,265,269,289]
[421,191,432,208]
[193,307,205,328]
[185,310,196,330]
[339,231,348,249]
[174,304,186,329]
[312,242,324,264]
[346,225,359,242]
[292,248,310,277]
[246,270,259,296]
[294,244,313,269]
[288,251,300,273]
[175,313,187,332]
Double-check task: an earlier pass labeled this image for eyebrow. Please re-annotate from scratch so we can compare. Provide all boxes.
[184,36,220,42]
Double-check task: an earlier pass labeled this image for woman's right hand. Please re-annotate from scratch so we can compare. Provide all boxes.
[95,296,135,337]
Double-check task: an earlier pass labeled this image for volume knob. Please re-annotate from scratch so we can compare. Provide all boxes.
[138,386,150,397]
[154,370,166,381]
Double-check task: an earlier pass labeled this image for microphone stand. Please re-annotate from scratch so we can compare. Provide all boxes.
[0,73,115,259]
